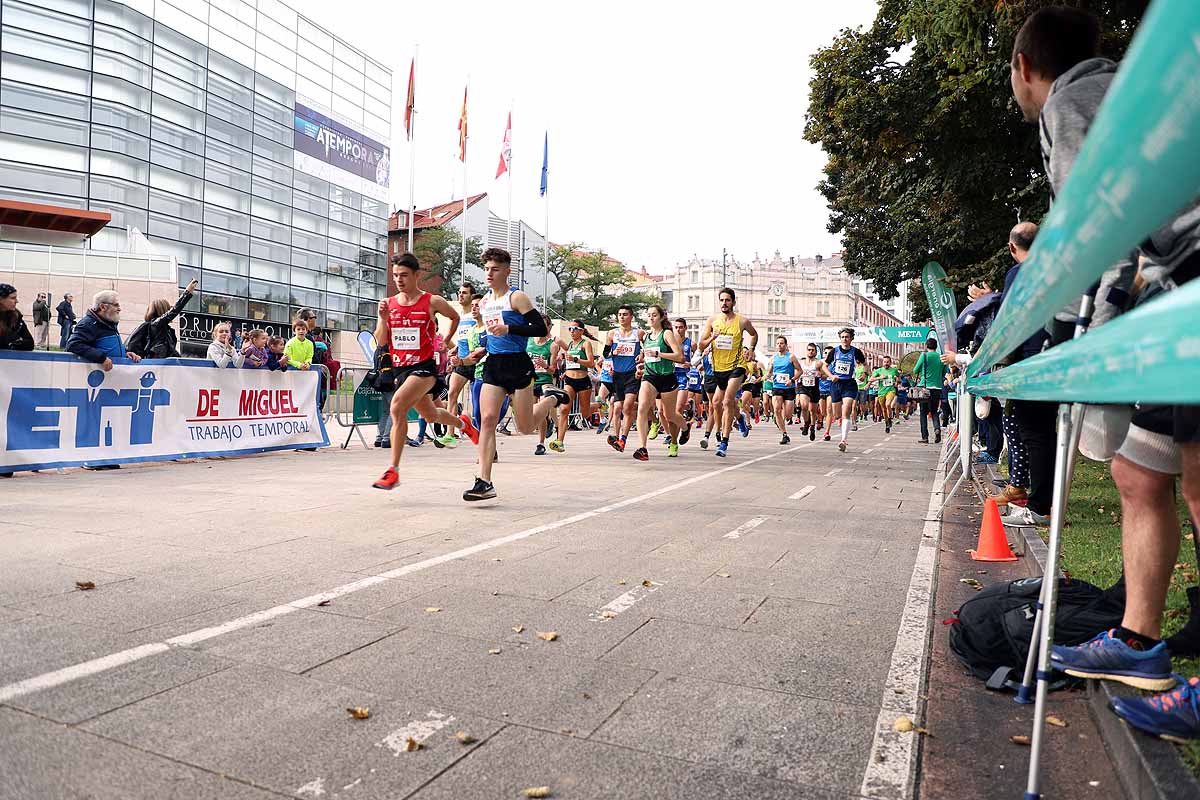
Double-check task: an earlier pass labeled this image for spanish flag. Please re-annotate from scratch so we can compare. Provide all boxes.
[457,86,468,162]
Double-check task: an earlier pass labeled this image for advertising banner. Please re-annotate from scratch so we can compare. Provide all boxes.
[294,101,390,201]
[787,326,931,344]
[0,352,328,472]
[921,261,958,353]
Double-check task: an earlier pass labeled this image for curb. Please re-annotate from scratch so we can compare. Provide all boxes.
[1023,520,1200,800]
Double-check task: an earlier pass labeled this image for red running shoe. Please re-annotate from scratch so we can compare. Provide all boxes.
[458,414,480,445]
[373,467,399,490]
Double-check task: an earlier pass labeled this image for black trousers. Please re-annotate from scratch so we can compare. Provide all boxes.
[919,389,942,440]
[1013,399,1058,516]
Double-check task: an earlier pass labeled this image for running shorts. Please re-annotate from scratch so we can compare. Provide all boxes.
[395,358,437,386]
[830,379,859,403]
[482,352,535,394]
[774,387,796,402]
[702,375,718,396]
[746,382,762,398]
[879,388,896,398]
[564,375,591,393]
[799,385,819,403]
[712,367,747,391]
[675,372,689,390]
[453,364,474,381]
[611,370,639,401]
[428,375,448,400]
[643,371,677,396]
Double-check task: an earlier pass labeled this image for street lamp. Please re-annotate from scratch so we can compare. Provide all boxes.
[721,248,727,288]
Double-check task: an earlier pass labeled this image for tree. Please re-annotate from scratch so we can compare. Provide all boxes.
[803,0,1146,300]
[412,227,484,297]
[533,242,582,318]
[564,249,659,327]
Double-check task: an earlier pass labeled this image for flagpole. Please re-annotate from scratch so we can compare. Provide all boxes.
[461,78,469,281]
[506,103,514,289]
[407,47,417,255]
[543,150,549,313]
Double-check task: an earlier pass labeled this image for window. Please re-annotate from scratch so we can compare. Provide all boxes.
[251,176,290,205]
[94,49,152,87]
[204,249,249,275]
[252,134,290,165]
[203,202,250,234]
[820,277,828,290]
[206,160,252,193]
[150,164,201,199]
[151,115,204,153]
[148,211,202,244]
[781,300,786,314]
[95,0,154,40]
[93,150,149,182]
[92,124,149,160]
[691,270,698,284]
[93,74,150,113]
[153,45,205,88]
[91,175,148,208]
[252,217,290,245]
[206,137,252,172]
[3,80,89,121]
[252,115,293,147]
[249,237,288,263]
[1,107,88,147]
[149,187,200,220]
[204,227,249,254]
[149,140,202,177]
[92,98,150,135]
[2,53,90,96]
[4,2,91,45]
[0,160,86,197]
[206,116,253,151]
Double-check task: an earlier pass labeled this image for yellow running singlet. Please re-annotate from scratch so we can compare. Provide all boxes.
[710,314,743,372]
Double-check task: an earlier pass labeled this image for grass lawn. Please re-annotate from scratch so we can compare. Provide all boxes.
[1055,457,1200,771]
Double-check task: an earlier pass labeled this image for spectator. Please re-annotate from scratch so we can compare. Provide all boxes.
[0,284,33,479]
[56,293,76,349]
[265,336,289,371]
[297,308,340,405]
[912,337,945,444]
[31,292,49,349]
[126,278,198,359]
[241,328,269,368]
[284,318,313,371]
[66,290,142,371]
[207,322,245,368]
[233,324,247,352]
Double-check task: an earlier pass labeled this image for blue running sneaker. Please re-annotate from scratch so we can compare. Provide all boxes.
[1110,675,1200,742]
[976,453,999,465]
[1051,630,1176,691]
[715,440,728,458]
[737,414,749,438]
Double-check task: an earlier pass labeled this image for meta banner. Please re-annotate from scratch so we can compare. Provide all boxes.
[787,326,931,344]
[294,101,390,190]
[0,352,328,472]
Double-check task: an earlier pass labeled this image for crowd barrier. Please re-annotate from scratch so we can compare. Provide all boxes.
[0,351,328,471]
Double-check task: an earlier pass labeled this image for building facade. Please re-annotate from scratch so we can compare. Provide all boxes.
[0,0,391,354]
[855,277,913,324]
[662,251,907,361]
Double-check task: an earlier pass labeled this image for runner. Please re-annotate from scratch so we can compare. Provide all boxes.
[823,327,867,452]
[446,281,478,421]
[871,355,900,433]
[896,373,911,419]
[632,305,687,460]
[740,353,764,427]
[796,341,831,442]
[818,345,834,439]
[604,305,643,453]
[698,347,721,449]
[672,318,694,430]
[596,351,615,435]
[550,319,598,452]
[697,287,758,458]
[464,248,569,502]
[854,360,870,426]
[371,253,474,491]
[527,314,566,455]
[769,335,799,444]
[685,353,704,429]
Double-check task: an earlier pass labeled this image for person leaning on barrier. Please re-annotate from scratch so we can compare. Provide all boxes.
[207,321,245,368]
[65,290,142,372]
[1009,6,1200,740]
[0,284,34,353]
[125,278,198,360]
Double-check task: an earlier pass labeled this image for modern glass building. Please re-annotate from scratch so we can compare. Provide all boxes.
[0,0,392,352]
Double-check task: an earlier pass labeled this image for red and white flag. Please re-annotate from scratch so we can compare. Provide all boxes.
[457,87,468,162]
[495,112,512,179]
[403,58,415,140]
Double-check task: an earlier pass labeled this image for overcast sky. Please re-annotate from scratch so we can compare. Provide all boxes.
[289,0,880,274]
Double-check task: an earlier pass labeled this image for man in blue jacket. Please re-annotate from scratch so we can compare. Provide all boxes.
[66,290,142,371]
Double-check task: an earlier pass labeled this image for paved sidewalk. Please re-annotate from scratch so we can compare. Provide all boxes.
[1,417,938,799]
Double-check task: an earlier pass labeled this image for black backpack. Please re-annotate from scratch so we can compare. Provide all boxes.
[125,321,152,359]
[947,576,1125,691]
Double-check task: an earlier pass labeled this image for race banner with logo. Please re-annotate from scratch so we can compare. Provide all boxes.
[921,261,958,353]
[0,352,328,472]
[787,326,931,344]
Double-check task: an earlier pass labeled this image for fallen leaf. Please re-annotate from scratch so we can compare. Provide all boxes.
[1045,715,1068,728]
[317,599,332,607]
[976,570,988,575]
[488,648,502,655]
[75,581,96,591]
[536,631,558,642]
[404,737,422,752]
[559,728,575,736]
[893,716,914,732]
[581,692,592,699]
[642,580,655,588]
[915,727,934,737]
[346,707,371,719]
[425,607,442,613]
[1011,735,1031,746]
[492,557,503,562]
[715,572,731,578]
[454,731,476,745]
[600,611,616,619]
[616,580,627,585]
[523,788,551,799]
[512,625,525,633]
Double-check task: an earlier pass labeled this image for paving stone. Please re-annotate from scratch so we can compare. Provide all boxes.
[12,577,241,634]
[80,664,502,800]
[235,535,410,573]
[0,706,279,799]
[556,580,766,629]
[213,566,379,606]
[307,627,655,736]
[593,673,876,790]
[0,616,164,685]
[0,558,133,605]
[412,723,860,800]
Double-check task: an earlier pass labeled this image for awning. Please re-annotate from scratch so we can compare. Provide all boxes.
[0,199,111,237]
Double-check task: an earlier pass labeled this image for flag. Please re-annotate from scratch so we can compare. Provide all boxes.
[403,58,415,140]
[921,261,959,353]
[457,86,468,162]
[495,112,511,179]
[539,132,548,197]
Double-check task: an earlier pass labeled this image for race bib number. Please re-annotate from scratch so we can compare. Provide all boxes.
[773,372,791,385]
[715,334,734,350]
[834,359,851,376]
[391,327,420,350]
[482,305,503,331]
[882,376,894,387]
[565,359,580,370]
[614,341,636,357]
[801,375,816,387]
[532,355,549,372]
[644,348,661,364]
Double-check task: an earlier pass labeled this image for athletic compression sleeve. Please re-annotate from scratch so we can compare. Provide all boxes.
[506,309,548,338]
[603,344,613,357]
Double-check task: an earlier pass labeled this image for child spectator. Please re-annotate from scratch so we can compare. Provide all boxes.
[283,318,313,371]
[242,328,268,369]
[207,321,244,368]
[266,336,289,371]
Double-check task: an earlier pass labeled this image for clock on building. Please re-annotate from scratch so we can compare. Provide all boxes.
[770,282,785,296]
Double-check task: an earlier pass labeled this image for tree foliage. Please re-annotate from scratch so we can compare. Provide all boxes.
[804,0,1147,309]
[412,227,484,297]
[562,249,659,327]
[537,243,581,318]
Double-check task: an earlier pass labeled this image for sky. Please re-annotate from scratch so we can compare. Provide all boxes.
[288,0,881,274]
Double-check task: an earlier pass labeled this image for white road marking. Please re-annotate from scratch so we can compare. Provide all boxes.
[377,710,456,756]
[859,429,946,799]
[863,449,875,455]
[824,468,842,477]
[296,777,326,797]
[722,516,768,540]
[589,581,662,622]
[0,442,816,705]
[788,485,816,501]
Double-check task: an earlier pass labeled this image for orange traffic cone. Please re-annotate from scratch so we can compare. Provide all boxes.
[970,497,1018,562]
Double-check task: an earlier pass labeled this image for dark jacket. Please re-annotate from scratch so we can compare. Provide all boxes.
[266,350,289,371]
[56,299,76,325]
[126,289,193,359]
[0,312,34,351]
[66,309,126,364]
[32,299,49,325]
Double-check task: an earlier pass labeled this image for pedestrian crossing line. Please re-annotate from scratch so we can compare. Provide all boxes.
[824,467,842,477]
[788,485,816,501]
[589,580,662,622]
[722,515,768,540]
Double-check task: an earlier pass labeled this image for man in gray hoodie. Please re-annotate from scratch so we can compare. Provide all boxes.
[1012,7,1200,739]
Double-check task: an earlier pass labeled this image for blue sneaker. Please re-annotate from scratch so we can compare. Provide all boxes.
[715,440,728,458]
[736,414,748,438]
[976,453,999,464]
[406,437,422,447]
[1051,630,1176,691]
[1110,675,1200,742]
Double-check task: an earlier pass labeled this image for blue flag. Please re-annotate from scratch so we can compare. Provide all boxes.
[539,132,548,197]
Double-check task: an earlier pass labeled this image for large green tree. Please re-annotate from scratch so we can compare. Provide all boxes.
[804,0,1146,317]
[564,249,659,327]
[536,242,582,318]
[412,227,483,297]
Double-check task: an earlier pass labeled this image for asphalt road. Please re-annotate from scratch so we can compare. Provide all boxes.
[0,414,940,799]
